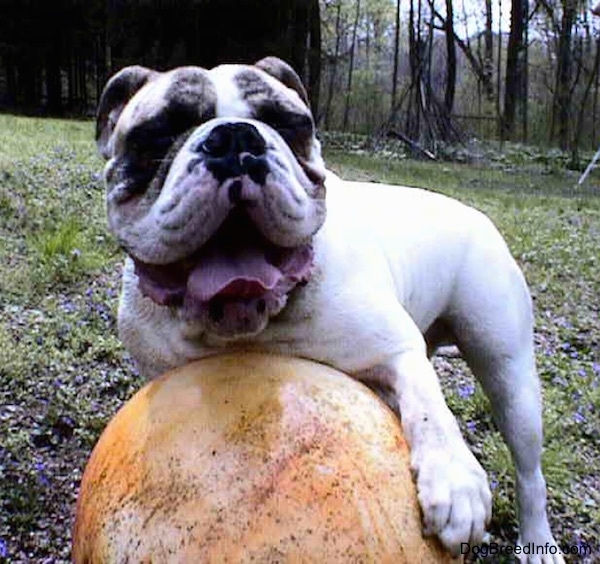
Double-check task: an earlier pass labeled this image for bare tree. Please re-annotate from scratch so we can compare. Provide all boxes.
[391,0,402,110]
[342,0,361,130]
[405,0,423,139]
[484,0,494,101]
[322,0,343,128]
[502,0,527,140]
[594,35,600,146]
[444,0,457,113]
[430,5,494,101]
[572,33,600,160]
[496,0,503,137]
[552,0,577,149]
[308,0,322,119]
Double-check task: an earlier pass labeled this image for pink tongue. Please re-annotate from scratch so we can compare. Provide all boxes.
[187,247,282,302]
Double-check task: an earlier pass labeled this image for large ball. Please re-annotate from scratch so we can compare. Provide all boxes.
[73,353,452,562]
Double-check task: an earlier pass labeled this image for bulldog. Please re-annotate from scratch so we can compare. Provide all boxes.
[96,57,563,561]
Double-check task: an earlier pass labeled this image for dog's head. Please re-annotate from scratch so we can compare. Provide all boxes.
[97,57,326,340]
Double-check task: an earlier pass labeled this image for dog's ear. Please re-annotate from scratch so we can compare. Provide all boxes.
[255,57,309,108]
[96,66,158,159]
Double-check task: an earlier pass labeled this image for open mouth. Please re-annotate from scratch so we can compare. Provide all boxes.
[132,211,314,332]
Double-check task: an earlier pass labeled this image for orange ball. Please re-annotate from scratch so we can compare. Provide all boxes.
[73,353,452,562]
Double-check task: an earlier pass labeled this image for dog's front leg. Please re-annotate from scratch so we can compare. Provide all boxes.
[381,346,492,555]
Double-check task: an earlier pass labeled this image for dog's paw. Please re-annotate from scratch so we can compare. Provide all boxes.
[516,532,566,564]
[412,443,492,555]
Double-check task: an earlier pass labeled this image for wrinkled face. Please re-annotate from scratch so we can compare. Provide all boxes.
[97,58,327,340]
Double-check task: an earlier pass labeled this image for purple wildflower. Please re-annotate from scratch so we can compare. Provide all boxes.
[552,376,567,387]
[556,317,573,329]
[34,461,51,487]
[60,298,77,314]
[458,383,476,398]
[0,539,7,558]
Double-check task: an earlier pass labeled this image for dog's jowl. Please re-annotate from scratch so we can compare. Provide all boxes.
[96,56,563,562]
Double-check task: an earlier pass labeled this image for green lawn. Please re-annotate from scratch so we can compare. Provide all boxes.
[0,115,598,562]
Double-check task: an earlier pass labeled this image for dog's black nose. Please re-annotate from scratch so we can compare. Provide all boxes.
[202,123,266,158]
[199,123,269,186]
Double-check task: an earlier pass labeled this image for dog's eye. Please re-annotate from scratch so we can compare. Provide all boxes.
[130,134,175,160]
[269,112,313,137]
[124,133,175,178]
[256,105,314,159]
[121,156,154,192]
[274,114,314,158]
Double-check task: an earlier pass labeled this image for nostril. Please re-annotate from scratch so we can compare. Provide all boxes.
[200,125,232,158]
[238,125,266,156]
[242,154,269,185]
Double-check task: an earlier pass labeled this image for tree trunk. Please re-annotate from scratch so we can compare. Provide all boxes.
[522,0,529,142]
[405,0,427,141]
[502,0,526,140]
[324,0,343,129]
[391,0,401,110]
[444,0,456,114]
[496,0,503,139]
[593,37,600,147]
[342,0,361,131]
[308,0,321,120]
[291,1,309,81]
[572,31,600,160]
[484,0,494,101]
[553,0,576,150]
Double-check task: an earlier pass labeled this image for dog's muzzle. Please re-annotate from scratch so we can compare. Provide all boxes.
[133,209,314,337]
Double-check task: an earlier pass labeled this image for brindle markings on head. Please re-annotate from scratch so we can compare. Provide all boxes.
[96,65,159,159]
[164,67,218,126]
[115,68,219,200]
[234,69,315,160]
[255,56,310,106]
[125,68,217,155]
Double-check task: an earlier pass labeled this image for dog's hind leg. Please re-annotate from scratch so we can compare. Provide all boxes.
[448,234,563,563]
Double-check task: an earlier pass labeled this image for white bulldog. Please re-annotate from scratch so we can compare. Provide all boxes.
[97,57,563,561]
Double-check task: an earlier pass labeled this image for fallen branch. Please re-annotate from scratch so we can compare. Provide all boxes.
[577,143,600,187]
[387,130,437,161]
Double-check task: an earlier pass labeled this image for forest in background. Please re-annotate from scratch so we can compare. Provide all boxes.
[0,0,322,116]
[320,0,600,165]
[1,0,600,162]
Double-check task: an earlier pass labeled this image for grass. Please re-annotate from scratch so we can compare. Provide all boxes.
[0,115,598,562]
